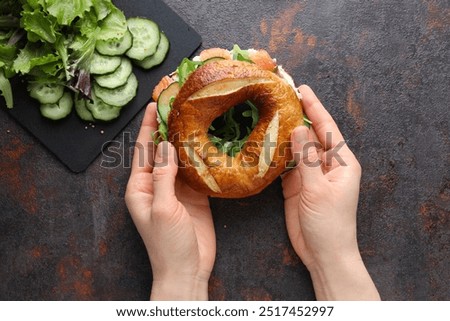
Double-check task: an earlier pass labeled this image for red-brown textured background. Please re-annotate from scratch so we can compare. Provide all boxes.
[0,0,448,300]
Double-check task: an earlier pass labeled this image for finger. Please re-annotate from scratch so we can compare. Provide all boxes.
[281,169,302,199]
[130,103,158,175]
[299,85,345,150]
[291,126,324,185]
[152,141,179,213]
[309,126,325,164]
[321,149,342,173]
[284,195,302,231]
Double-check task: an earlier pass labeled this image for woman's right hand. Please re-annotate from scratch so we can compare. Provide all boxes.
[282,85,380,300]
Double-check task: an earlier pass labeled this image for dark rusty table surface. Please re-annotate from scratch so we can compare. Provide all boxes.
[0,0,449,301]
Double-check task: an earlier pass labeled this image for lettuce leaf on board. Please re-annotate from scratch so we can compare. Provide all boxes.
[0,0,158,110]
[93,0,113,21]
[97,6,127,41]
[45,0,94,26]
[13,42,60,74]
[21,10,57,43]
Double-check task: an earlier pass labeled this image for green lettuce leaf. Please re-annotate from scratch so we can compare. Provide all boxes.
[0,69,13,108]
[71,31,98,68]
[176,58,203,86]
[97,7,127,41]
[0,43,17,64]
[231,44,253,63]
[45,0,94,26]
[55,36,70,80]
[24,0,41,11]
[21,10,57,43]
[13,43,60,74]
[93,0,113,21]
[75,10,98,37]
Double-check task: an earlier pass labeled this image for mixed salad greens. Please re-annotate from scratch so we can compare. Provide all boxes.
[0,0,169,121]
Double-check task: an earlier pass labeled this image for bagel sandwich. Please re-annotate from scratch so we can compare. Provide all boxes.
[152,45,310,198]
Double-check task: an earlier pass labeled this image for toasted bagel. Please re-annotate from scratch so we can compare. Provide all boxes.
[168,59,303,198]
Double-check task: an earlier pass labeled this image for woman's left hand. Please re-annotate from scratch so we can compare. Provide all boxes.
[125,103,216,300]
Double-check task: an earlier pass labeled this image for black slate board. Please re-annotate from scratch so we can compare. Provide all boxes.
[1,0,201,173]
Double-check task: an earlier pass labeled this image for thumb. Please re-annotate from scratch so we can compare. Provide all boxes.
[291,126,323,184]
[152,141,178,208]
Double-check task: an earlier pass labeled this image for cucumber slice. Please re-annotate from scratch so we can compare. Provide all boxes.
[90,52,122,75]
[74,94,95,122]
[29,83,64,104]
[94,58,133,89]
[157,82,179,124]
[96,30,133,56]
[126,18,160,61]
[40,92,73,120]
[134,32,170,70]
[203,57,226,64]
[94,73,138,107]
[85,90,121,122]
[158,121,168,141]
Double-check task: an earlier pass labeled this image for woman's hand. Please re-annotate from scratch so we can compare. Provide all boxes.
[282,85,380,300]
[125,103,216,300]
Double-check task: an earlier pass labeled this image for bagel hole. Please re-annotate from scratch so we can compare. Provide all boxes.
[208,100,259,157]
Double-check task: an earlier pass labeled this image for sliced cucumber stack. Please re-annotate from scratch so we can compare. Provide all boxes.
[157,82,179,124]
[96,30,133,56]
[90,52,122,75]
[74,94,95,122]
[94,73,138,107]
[85,91,121,122]
[134,32,170,70]
[94,58,133,89]
[40,92,73,120]
[29,83,65,104]
[126,18,160,61]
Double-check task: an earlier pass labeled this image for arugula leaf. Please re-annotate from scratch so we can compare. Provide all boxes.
[45,0,94,26]
[242,100,259,128]
[0,69,13,108]
[209,101,259,157]
[169,48,260,156]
